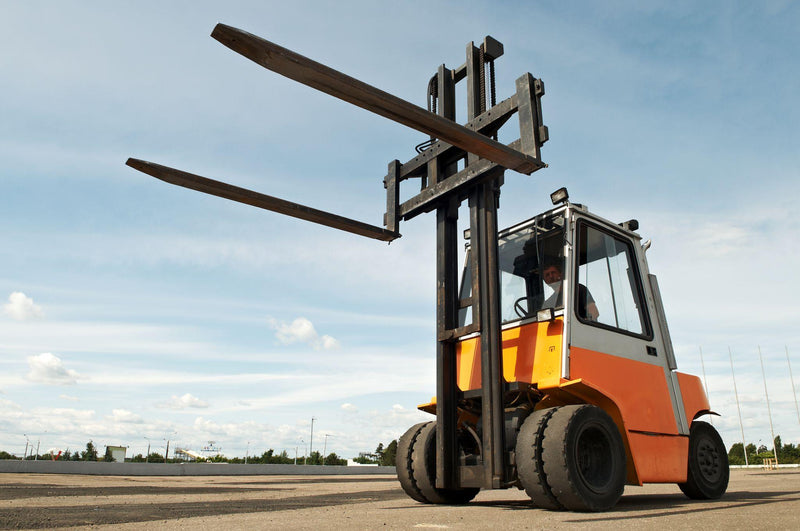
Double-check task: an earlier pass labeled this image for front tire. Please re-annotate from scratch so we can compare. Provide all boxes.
[396,422,429,503]
[516,407,564,510]
[409,421,480,504]
[678,421,729,499]
[541,405,627,511]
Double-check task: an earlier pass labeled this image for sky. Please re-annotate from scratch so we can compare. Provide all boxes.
[1,0,799,461]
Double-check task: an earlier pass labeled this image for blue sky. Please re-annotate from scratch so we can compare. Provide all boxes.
[1,1,799,460]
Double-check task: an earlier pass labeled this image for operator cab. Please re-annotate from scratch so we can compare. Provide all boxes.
[459,208,567,328]
[459,201,650,339]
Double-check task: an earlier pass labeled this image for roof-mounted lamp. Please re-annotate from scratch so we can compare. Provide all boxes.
[550,187,569,205]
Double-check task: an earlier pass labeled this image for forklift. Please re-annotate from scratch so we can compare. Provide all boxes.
[127,25,729,512]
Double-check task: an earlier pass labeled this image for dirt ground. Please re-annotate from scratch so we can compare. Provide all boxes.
[0,469,798,530]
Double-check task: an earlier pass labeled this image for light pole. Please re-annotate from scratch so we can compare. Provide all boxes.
[144,437,151,463]
[164,431,176,463]
[322,434,331,466]
[23,435,30,460]
[728,347,748,466]
[309,417,316,463]
[759,346,779,465]
[295,438,304,465]
[245,441,250,464]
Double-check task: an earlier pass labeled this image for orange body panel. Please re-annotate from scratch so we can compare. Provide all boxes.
[456,319,563,391]
[570,347,678,435]
[626,432,688,483]
[448,323,695,486]
[676,371,711,423]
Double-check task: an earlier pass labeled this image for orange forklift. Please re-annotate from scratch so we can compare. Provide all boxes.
[398,193,729,510]
[127,25,728,512]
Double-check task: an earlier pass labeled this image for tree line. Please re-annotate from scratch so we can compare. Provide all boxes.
[351,439,398,466]
[727,435,800,465]
[7,436,800,467]
[0,441,351,465]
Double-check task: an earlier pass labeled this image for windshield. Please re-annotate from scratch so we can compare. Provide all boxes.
[459,213,566,326]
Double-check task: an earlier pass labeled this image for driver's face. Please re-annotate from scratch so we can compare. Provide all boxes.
[543,266,562,284]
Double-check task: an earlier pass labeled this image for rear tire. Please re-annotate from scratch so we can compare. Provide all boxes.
[515,407,564,510]
[541,405,626,511]
[396,422,429,503]
[678,421,729,499]
[410,421,480,504]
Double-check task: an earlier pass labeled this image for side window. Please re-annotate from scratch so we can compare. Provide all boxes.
[576,222,650,337]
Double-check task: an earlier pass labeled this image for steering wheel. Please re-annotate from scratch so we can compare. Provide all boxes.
[514,296,530,318]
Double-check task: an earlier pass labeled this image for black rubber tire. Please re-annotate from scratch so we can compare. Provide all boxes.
[396,422,429,503]
[515,407,564,510]
[541,404,627,512]
[678,421,729,499]
[410,421,480,504]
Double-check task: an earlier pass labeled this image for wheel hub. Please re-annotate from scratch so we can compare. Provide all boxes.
[576,425,614,492]
[697,436,721,482]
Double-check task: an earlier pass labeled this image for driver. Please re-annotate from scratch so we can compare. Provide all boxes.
[542,261,599,321]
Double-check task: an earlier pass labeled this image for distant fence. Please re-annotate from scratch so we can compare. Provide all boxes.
[0,460,396,476]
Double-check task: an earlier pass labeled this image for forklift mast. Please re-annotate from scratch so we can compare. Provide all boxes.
[128,26,547,492]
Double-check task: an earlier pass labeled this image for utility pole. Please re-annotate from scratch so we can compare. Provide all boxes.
[786,346,800,426]
[728,347,748,465]
[310,417,316,464]
[145,437,151,463]
[698,346,712,425]
[759,346,779,465]
[322,434,331,466]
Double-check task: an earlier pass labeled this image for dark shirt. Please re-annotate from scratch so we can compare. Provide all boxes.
[544,284,595,319]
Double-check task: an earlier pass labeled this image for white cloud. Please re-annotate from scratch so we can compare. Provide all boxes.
[109,409,143,423]
[320,335,341,350]
[3,292,43,321]
[34,407,95,421]
[26,353,80,385]
[341,403,358,413]
[59,394,79,402]
[157,393,209,410]
[0,398,22,413]
[268,317,340,350]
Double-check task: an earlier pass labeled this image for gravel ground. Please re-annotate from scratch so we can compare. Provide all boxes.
[0,469,798,530]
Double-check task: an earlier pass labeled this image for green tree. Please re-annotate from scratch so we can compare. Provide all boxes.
[147,452,165,463]
[275,450,292,464]
[258,449,274,464]
[103,447,114,462]
[353,452,379,464]
[324,452,347,466]
[62,450,72,461]
[380,440,397,466]
[728,442,746,465]
[81,441,98,461]
[0,451,16,460]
